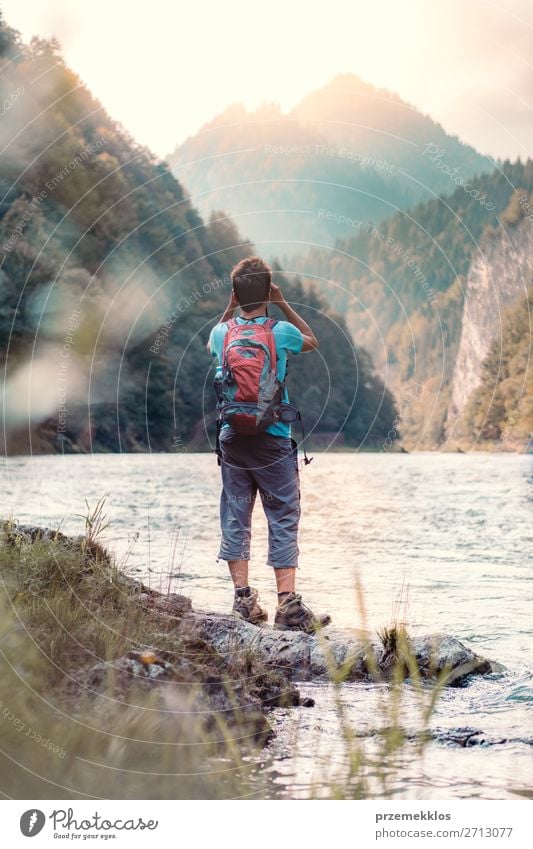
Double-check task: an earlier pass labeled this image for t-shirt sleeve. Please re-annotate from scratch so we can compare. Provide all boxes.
[208,323,226,360]
[275,321,304,355]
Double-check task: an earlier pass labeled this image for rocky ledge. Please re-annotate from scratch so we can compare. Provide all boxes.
[6,524,501,701]
[135,585,500,689]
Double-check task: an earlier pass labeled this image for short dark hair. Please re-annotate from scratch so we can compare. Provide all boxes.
[231,256,271,312]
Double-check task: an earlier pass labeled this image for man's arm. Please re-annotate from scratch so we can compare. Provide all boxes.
[220,289,239,324]
[207,290,239,353]
[269,283,318,352]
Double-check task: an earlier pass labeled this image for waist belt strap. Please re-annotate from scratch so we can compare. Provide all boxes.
[215,417,222,466]
[214,413,312,467]
[297,411,313,466]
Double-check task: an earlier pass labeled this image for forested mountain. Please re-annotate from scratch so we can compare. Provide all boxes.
[167,74,490,251]
[0,17,396,453]
[290,162,533,447]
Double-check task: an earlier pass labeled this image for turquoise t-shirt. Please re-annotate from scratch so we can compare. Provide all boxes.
[209,316,304,437]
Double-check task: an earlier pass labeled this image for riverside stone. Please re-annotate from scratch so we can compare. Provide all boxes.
[182,612,498,686]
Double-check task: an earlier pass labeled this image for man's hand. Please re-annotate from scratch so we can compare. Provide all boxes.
[219,288,239,323]
[270,282,318,352]
[269,283,285,305]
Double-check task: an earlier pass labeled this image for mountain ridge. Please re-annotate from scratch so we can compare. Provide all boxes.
[167,73,491,252]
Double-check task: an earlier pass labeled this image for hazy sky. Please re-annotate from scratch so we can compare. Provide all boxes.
[2,0,532,159]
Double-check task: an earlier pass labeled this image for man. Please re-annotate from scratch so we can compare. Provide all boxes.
[208,256,331,633]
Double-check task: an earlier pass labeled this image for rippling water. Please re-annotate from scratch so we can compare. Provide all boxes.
[2,452,532,798]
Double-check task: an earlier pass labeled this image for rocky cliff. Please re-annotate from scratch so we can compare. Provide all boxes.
[448,216,533,427]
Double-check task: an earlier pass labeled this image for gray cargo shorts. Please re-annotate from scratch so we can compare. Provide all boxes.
[217,427,301,568]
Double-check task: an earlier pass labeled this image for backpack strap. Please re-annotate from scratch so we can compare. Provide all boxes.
[263,317,278,370]
[221,318,237,370]
[222,318,237,343]
[215,416,222,466]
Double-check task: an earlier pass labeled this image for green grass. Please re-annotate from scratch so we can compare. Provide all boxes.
[0,519,285,798]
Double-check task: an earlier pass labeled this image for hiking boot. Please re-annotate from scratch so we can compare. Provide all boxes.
[232,586,268,625]
[274,592,331,634]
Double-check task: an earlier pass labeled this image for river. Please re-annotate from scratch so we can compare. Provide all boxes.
[2,452,532,799]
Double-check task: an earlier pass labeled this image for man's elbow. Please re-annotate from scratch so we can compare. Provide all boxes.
[301,335,319,353]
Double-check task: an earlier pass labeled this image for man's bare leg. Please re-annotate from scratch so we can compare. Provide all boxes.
[228,559,249,588]
[274,567,296,596]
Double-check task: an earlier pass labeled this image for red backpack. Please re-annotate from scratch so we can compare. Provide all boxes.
[215,318,284,435]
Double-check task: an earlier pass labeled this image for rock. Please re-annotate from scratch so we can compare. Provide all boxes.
[408,633,494,686]
[3,521,109,563]
[428,727,533,748]
[74,646,276,745]
[301,697,315,707]
[84,651,175,690]
[359,725,532,749]
[183,613,497,686]
[137,590,193,616]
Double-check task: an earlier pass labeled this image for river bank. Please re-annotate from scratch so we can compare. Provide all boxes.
[0,520,507,800]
